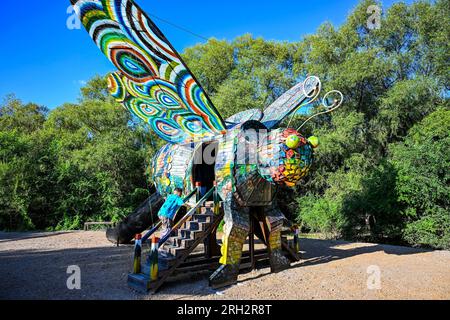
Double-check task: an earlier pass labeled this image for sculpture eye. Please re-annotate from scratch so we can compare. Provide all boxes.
[308,136,319,148]
[285,134,300,149]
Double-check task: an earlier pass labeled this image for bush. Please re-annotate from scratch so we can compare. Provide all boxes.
[297,195,344,238]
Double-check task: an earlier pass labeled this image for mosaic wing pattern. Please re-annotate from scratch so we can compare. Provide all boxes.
[261,78,319,129]
[72,0,226,143]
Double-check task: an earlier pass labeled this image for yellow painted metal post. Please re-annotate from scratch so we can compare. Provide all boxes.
[149,236,159,281]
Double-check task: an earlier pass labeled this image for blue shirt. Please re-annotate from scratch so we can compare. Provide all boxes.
[158,194,184,220]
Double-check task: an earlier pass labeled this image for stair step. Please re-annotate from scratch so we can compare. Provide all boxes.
[170,236,196,248]
[140,250,180,275]
[203,201,214,208]
[178,228,202,239]
[168,236,184,247]
[183,220,209,231]
[141,257,177,275]
[192,213,214,223]
[180,238,196,248]
[168,236,179,247]
[162,240,188,250]
[200,207,214,214]
[182,221,199,231]
[128,271,169,293]
[128,273,151,293]
[158,252,178,266]
[163,244,188,257]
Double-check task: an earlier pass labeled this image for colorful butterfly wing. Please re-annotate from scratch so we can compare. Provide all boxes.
[261,78,319,129]
[71,0,226,143]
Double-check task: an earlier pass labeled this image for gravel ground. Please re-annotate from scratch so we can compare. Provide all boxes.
[0,231,449,300]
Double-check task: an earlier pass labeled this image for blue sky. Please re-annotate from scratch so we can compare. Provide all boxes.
[0,0,407,109]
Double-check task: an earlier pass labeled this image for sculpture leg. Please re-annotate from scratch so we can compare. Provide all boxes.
[264,204,291,273]
[209,195,249,288]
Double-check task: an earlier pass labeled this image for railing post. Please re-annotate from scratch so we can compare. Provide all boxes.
[213,180,219,215]
[133,234,142,274]
[249,217,255,270]
[293,226,300,253]
[149,236,159,281]
[195,182,201,214]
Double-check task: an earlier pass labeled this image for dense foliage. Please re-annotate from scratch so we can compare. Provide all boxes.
[390,108,450,248]
[0,0,448,248]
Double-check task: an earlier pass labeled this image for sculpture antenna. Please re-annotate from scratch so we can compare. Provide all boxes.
[297,90,344,131]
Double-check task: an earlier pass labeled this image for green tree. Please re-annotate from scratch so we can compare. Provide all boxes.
[389,107,450,249]
[183,34,299,118]
[42,98,154,229]
[294,0,449,247]
[182,38,235,95]
[80,75,111,102]
[0,96,49,230]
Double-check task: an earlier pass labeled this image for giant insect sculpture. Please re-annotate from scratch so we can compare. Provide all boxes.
[71,0,343,288]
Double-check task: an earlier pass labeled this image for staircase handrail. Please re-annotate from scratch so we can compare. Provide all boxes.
[141,188,198,243]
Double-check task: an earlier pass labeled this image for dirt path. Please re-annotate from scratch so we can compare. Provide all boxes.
[0,231,449,300]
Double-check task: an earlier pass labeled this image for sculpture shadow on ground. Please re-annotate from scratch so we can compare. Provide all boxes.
[297,238,430,268]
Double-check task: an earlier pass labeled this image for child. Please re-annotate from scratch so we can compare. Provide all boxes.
[158,188,184,240]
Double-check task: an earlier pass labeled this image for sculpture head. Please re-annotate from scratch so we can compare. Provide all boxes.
[258,128,317,187]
